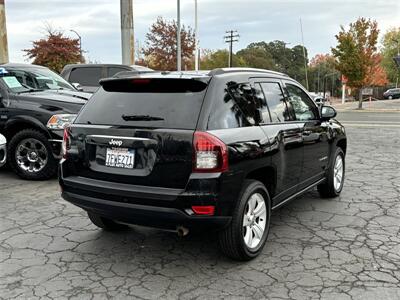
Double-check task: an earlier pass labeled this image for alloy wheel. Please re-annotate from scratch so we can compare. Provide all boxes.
[333,154,344,192]
[15,138,48,173]
[243,193,267,249]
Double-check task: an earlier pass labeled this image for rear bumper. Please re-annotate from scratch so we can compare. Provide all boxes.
[59,168,236,230]
[62,190,231,230]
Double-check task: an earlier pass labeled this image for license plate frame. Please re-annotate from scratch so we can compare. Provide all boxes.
[105,147,135,169]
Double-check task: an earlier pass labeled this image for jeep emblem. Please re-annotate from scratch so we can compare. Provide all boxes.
[109,139,123,146]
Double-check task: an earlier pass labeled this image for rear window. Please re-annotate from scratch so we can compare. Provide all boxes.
[75,78,208,130]
[70,67,103,86]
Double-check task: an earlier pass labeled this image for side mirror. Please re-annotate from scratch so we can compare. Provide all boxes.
[321,105,337,121]
[72,83,83,91]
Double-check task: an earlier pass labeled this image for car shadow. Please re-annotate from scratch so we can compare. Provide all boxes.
[69,189,321,267]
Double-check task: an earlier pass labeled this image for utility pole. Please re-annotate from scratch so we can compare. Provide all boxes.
[120,0,135,65]
[177,0,182,71]
[194,0,199,71]
[224,30,239,68]
[299,18,309,90]
[0,0,9,64]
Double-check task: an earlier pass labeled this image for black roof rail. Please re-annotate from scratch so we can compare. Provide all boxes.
[209,67,288,77]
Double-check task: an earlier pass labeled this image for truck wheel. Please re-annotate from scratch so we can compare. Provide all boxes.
[88,212,129,231]
[7,129,57,180]
[318,148,345,198]
[219,180,271,261]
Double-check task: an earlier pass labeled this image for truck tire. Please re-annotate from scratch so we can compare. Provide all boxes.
[7,129,58,180]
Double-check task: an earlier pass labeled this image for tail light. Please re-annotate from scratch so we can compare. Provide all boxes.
[62,127,71,159]
[193,131,228,173]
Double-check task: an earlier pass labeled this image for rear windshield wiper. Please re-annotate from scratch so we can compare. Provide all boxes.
[122,115,165,121]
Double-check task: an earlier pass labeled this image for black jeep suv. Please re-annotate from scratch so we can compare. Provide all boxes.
[59,68,347,260]
[0,64,90,180]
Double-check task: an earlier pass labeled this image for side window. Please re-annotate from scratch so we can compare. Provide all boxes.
[69,67,102,86]
[259,82,291,123]
[208,82,260,129]
[285,84,318,121]
[108,67,130,77]
[253,83,270,123]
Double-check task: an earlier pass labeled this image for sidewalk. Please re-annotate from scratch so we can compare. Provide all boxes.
[330,98,400,112]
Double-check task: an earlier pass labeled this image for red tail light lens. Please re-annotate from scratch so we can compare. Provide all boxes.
[193,131,228,173]
[192,206,215,216]
[62,127,71,159]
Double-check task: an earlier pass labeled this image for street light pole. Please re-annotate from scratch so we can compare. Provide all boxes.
[194,0,199,71]
[177,0,182,71]
[393,38,400,88]
[299,18,309,90]
[70,29,82,60]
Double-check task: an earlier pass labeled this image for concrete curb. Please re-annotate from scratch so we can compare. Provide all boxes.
[336,109,400,113]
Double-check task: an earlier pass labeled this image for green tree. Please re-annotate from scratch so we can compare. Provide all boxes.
[236,45,275,69]
[24,28,83,73]
[381,27,400,86]
[308,54,340,96]
[143,17,195,71]
[248,40,309,86]
[332,17,379,109]
[200,49,245,70]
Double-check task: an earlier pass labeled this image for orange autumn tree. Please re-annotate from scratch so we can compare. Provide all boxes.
[332,18,379,109]
[364,54,388,87]
[143,17,196,71]
[24,28,83,73]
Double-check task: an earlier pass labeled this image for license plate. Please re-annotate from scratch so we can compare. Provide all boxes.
[105,148,135,169]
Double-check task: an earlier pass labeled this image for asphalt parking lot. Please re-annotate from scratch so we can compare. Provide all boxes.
[1,124,400,300]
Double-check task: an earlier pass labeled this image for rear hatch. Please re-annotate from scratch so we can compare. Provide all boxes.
[65,77,209,189]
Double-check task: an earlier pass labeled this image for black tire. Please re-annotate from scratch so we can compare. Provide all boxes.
[7,129,57,180]
[218,180,271,261]
[87,212,129,231]
[318,147,345,198]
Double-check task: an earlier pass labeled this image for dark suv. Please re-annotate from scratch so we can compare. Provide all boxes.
[59,68,347,260]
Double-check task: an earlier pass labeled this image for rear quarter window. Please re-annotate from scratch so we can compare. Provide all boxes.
[207,81,261,130]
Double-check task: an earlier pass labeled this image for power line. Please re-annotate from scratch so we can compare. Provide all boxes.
[224,30,239,68]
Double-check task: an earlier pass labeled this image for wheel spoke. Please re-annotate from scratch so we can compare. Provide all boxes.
[252,223,263,240]
[253,201,266,218]
[243,215,251,227]
[244,227,252,246]
[249,196,257,214]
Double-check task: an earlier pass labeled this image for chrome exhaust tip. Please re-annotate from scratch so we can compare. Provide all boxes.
[177,226,189,237]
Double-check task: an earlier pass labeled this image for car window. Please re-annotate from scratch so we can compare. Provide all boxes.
[75,78,208,130]
[253,83,270,123]
[4,68,75,91]
[259,82,291,123]
[108,67,130,77]
[70,67,103,86]
[285,84,318,121]
[208,82,260,130]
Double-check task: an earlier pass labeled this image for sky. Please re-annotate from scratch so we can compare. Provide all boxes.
[4,0,400,64]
